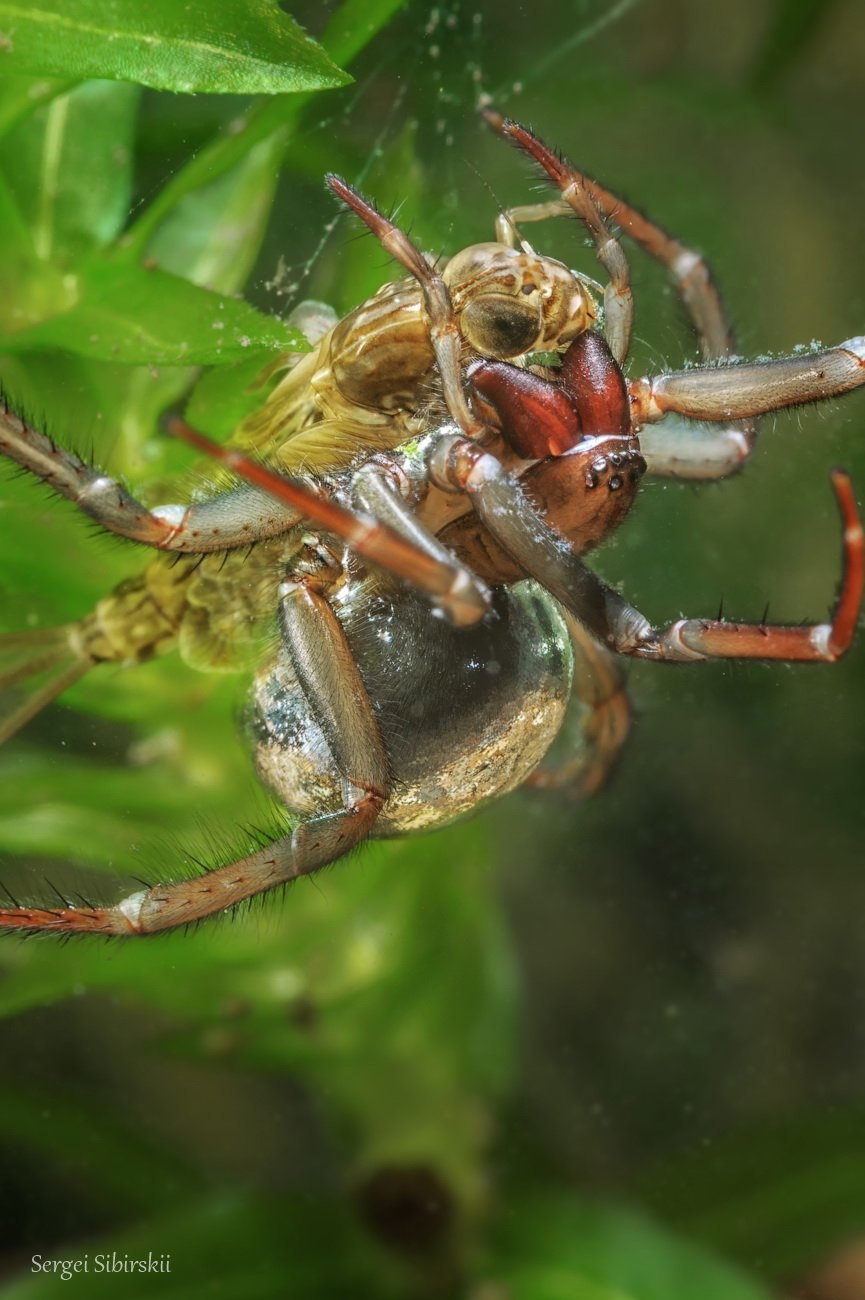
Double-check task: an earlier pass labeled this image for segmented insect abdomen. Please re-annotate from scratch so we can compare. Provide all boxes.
[326,280,433,413]
[0,536,302,745]
[235,280,436,473]
[79,538,298,674]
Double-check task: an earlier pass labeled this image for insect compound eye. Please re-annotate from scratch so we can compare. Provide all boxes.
[460,294,542,358]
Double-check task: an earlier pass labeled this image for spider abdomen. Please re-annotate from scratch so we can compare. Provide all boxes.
[247,580,574,835]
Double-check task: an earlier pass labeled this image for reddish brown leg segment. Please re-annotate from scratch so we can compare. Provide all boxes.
[609,470,863,663]
[0,804,385,936]
[651,470,863,662]
[484,113,634,365]
[169,420,489,627]
[483,111,735,363]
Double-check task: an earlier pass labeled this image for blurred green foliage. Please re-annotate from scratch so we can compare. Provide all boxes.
[0,0,864,1296]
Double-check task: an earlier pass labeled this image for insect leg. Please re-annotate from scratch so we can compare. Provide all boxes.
[485,113,633,366]
[0,581,390,936]
[484,111,733,361]
[326,175,487,443]
[0,403,303,551]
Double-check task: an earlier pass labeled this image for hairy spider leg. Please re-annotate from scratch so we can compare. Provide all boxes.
[484,115,865,482]
[0,583,391,936]
[0,400,488,624]
[427,432,863,664]
[612,469,863,662]
[0,402,306,552]
[484,113,633,367]
[483,111,756,478]
[627,340,865,432]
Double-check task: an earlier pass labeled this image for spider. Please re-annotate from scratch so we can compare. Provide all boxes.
[0,115,863,937]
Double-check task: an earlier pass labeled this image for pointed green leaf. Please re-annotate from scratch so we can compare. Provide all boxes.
[2,256,305,364]
[122,0,406,255]
[0,1,351,94]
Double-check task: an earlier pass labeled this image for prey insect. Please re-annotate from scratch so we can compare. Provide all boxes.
[0,114,863,937]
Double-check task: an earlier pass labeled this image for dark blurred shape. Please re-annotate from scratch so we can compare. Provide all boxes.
[355,1164,454,1255]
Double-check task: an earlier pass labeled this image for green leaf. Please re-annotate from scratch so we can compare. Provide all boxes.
[184,353,279,437]
[0,72,70,139]
[2,256,305,364]
[488,1192,772,1300]
[0,80,139,262]
[121,0,406,255]
[0,166,37,265]
[0,1,351,95]
[146,130,285,294]
[0,165,76,335]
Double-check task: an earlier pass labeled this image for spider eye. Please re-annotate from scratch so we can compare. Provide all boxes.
[460,296,541,358]
[521,282,536,296]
